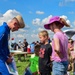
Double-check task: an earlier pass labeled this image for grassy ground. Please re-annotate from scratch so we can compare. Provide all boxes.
[14,54,30,75]
[14,55,73,75]
[16,61,29,75]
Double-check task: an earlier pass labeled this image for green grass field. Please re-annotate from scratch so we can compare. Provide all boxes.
[14,54,30,75]
[14,55,73,75]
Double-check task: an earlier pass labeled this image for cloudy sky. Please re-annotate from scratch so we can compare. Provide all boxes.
[0,0,75,44]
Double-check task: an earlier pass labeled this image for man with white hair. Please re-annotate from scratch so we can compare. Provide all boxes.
[0,15,25,75]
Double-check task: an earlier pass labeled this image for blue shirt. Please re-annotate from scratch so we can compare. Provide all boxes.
[30,43,35,53]
[0,22,10,62]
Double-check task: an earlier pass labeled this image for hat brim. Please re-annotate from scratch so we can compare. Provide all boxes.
[44,24,51,30]
[44,21,64,30]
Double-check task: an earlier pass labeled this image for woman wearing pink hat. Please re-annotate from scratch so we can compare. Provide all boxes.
[44,16,70,75]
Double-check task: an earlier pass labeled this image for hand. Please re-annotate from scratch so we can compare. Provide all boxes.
[32,72,38,75]
[6,57,12,64]
[8,54,12,57]
[55,52,63,58]
[38,71,40,75]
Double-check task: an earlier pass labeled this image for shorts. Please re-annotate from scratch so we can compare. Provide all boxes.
[52,61,68,75]
[24,67,32,75]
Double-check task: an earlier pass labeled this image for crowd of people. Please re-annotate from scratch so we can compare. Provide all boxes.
[0,15,75,75]
[10,38,28,52]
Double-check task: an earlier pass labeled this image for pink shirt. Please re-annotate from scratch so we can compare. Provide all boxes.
[52,32,68,62]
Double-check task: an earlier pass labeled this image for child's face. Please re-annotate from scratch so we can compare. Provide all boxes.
[39,35,47,43]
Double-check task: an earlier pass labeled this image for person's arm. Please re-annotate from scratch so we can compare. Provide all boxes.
[54,38,60,52]
[2,32,12,63]
[32,72,37,75]
[5,37,13,63]
[54,38,63,58]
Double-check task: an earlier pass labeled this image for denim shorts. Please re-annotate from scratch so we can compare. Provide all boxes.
[24,67,32,75]
[52,61,68,75]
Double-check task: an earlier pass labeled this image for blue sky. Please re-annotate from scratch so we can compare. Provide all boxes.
[0,0,75,44]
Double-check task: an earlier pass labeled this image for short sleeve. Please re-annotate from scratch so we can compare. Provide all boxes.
[53,34,58,39]
[48,44,52,56]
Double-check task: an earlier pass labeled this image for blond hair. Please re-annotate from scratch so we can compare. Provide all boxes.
[39,30,49,37]
[60,18,70,27]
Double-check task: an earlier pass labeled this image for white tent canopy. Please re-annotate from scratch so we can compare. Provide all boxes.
[71,34,75,40]
[64,29,75,38]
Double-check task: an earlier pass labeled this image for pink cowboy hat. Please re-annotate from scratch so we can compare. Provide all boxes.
[44,16,70,30]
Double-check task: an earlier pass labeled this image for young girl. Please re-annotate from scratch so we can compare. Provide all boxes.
[44,16,70,75]
[24,44,40,75]
[38,30,52,75]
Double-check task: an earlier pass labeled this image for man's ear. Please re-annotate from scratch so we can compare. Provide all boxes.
[14,22,17,26]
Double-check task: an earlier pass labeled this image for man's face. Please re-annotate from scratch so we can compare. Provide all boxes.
[11,18,20,32]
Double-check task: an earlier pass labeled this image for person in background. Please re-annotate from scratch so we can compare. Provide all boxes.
[24,44,40,75]
[38,30,52,75]
[23,39,28,52]
[36,41,40,45]
[30,42,35,53]
[44,16,70,75]
[0,15,25,75]
[27,44,31,53]
[11,38,16,50]
[68,39,74,72]
[18,40,23,50]
[48,37,51,43]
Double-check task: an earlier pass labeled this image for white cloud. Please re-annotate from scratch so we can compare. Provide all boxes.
[32,30,36,33]
[59,2,65,6]
[59,0,75,6]
[3,9,20,17]
[66,20,70,25]
[30,34,39,42]
[36,11,44,15]
[32,15,70,27]
[41,15,52,26]
[31,34,38,38]
[29,11,33,14]
[38,27,44,31]
[10,31,29,42]
[60,15,71,25]
[25,25,30,29]
[60,15,67,20]
[0,9,20,25]
[17,34,24,38]
[65,0,75,2]
[32,18,41,25]
[0,13,3,17]
[19,29,26,32]
[73,21,75,26]
[32,15,52,26]
[69,11,75,14]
